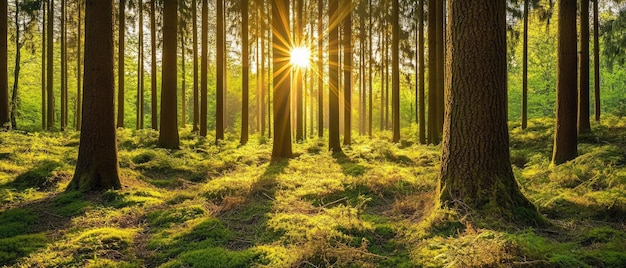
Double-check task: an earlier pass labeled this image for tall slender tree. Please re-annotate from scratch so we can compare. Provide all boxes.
[158,0,180,149]
[192,0,199,131]
[46,0,54,130]
[343,0,353,145]
[0,0,7,129]
[317,0,324,138]
[61,0,67,130]
[427,0,438,143]
[138,0,145,129]
[117,0,125,128]
[241,0,249,145]
[216,0,225,141]
[271,0,293,160]
[200,0,208,136]
[368,0,372,137]
[179,0,186,128]
[418,0,425,144]
[435,0,444,136]
[150,0,158,130]
[593,0,600,122]
[329,0,341,152]
[552,0,577,165]
[391,0,400,143]
[578,0,590,134]
[41,1,46,129]
[295,0,304,141]
[76,0,82,131]
[67,0,121,191]
[522,0,529,129]
[438,0,536,219]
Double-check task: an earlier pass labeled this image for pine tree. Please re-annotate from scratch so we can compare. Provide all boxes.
[158,0,180,149]
[117,0,125,128]
[271,0,293,160]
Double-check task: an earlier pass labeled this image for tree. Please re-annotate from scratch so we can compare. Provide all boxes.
[158,0,180,149]
[41,1,46,129]
[67,0,121,192]
[391,0,399,143]
[192,0,199,131]
[522,0,529,129]
[150,0,158,130]
[117,0,125,128]
[552,0,577,165]
[438,0,536,219]
[417,0,425,144]
[295,0,304,142]
[317,0,323,138]
[593,0,600,122]
[46,0,54,130]
[200,0,208,137]
[271,0,293,160]
[137,0,145,130]
[61,0,67,130]
[328,0,341,152]
[216,0,224,141]
[0,0,7,129]
[578,0,591,134]
[427,0,438,144]
[368,0,372,137]
[241,0,249,145]
[76,0,82,131]
[343,0,352,145]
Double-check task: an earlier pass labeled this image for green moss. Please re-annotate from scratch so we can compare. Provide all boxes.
[162,247,260,268]
[0,208,38,239]
[10,160,63,191]
[53,191,92,216]
[0,233,47,266]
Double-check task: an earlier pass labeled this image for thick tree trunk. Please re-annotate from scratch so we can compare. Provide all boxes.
[150,0,158,130]
[317,0,324,138]
[200,0,208,136]
[47,0,54,130]
[593,0,600,122]
[328,0,341,152]
[391,0,400,143]
[68,0,121,192]
[578,0,591,134]
[158,0,180,149]
[117,0,125,128]
[552,0,578,165]
[418,0,425,144]
[271,0,293,160]
[343,0,352,145]
[439,0,536,220]
[522,0,528,130]
[0,0,9,129]
[216,0,225,141]
[435,0,444,136]
[241,0,249,145]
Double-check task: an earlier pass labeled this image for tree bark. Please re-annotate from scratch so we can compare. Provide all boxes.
[61,0,67,130]
[241,0,249,145]
[295,0,304,142]
[271,0,293,160]
[117,0,125,128]
[158,0,180,149]
[328,0,341,152]
[138,0,144,129]
[578,0,591,134]
[427,0,438,144]
[200,0,208,137]
[317,0,324,138]
[439,0,536,220]
[435,0,444,136]
[47,0,54,130]
[368,0,372,137]
[391,0,400,143]
[150,0,158,130]
[552,0,577,165]
[41,1,46,129]
[76,1,82,131]
[68,0,121,192]
[192,0,199,131]
[0,0,9,129]
[343,0,352,145]
[10,0,21,130]
[216,0,225,141]
[522,0,529,130]
[593,0,600,122]
[418,0,425,144]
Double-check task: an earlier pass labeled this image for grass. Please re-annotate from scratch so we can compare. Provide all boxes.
[0,118,625,267]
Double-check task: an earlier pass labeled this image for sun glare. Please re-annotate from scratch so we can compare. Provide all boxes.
[290,47,311,69]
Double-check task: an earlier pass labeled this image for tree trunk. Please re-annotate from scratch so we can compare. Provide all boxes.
[138,0,144,129]
[295,0,304,142]
[261,0,267,137]
[216,0,224,141]
[593,0,600,122]
[317,0,324,138]
[435,0,444,136]
[578,0,590,134]
[427,0,438,144]
[158,0,180,149]
[391,0,400,143]
[150,0,158,130]
[522,0,528,130]
[117,0,125,128]
[241,0,249,144]
[418,0,425,144]
[10,0,21,130]
[192,0,199,131]
[343,0,352,145]
[200,0,208,136]
[61,0,67,130]
[47,0,54,130]
[368,0,372,137]
[552,0,578,165]
[438,0,536,221]
[0,0,9,129]
[271,0,293,160]
[329,0,341,152]
[180,17,186,128]
[68,0,121,192]
[76,1,82,131]
[41,1,46,129]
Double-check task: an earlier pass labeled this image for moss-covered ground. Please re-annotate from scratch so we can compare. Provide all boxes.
[1,117,625,267]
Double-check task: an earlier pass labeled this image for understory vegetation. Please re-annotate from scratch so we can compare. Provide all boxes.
[1,117,625,267]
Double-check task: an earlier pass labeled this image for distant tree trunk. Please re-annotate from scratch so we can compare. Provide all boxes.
[438,0,536,220]
[368,0,372,137]
[359,2,365,136]
[117,0,125,128]
[41,2,46,129]
[241,0,249,145]
[68,0,121,192]
[552,0,577,165]
[10,0,22,130]
[593,0,600,122]
[435,0,444,136]
[260,0,267,137]
[61,0,67,130]
[255,1,260,134]
[379,24,384,132]
[158,0,180,149]
[267,17,272,139]
[522,0,528,130]
[216,0,224,141]
[180,20,186,128]
[343,0,352,145]
[427,0,438,144]
[329,0,341,152]
[138,0,145,129]
[0,0,10,129]
[76,1,82,131]
[200,0,208,136]
[271,0,293,160]
[46,0,54,130]
[295,0,304,142]
[192,0,199,131]
[418,0,425,144]
[391,0,400,143]
[317,0,324,138]
[150,0,158,130]
[578,0,590,134]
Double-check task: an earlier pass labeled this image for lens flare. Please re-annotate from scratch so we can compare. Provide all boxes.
[290,47,311,68]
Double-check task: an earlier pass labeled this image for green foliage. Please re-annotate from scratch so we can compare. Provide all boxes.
[0,208,37,239]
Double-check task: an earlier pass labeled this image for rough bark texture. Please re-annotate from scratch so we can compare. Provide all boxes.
[67,0,121,192]
[552,0,578,165]
[158,0,180,149]
[418,0,425,144]
[0,0,7,129]
[435,0,444,136]
[343,0,352,145]
[522,0,528,130]
[438,0,536,219]
[117,0,125,128]
[271,0,293,160]
[76,3,82,131]
[427,0,438,144]
[241,0,249,145]
[200,0,208,137]
[46,0,54,130]
[150,0,158,130]
[578,0,591,134]
[593,0,600,122]
[391,0,399,143]
[328,0,341,152]
[216,0,225,141]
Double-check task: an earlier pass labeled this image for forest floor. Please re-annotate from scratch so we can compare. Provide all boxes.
[1,117,625,267]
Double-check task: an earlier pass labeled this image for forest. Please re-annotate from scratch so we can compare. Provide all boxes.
[0,0,625,267]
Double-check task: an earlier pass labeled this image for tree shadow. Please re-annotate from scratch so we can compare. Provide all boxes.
[4,160,66,192]
[332,151,370,177]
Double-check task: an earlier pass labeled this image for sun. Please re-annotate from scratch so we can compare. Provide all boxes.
[290,47,311,69]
